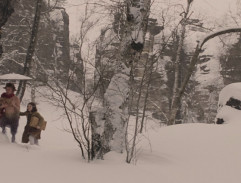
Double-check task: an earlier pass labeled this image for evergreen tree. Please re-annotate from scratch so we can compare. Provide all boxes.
[220,35,241,85]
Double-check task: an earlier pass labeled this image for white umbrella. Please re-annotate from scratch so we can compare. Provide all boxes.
[0,73,32,80]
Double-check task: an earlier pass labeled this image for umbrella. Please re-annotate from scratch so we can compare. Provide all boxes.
[0,73,32,80]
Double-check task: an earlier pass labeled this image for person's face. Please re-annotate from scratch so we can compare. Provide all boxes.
[27,104,33,112]
[5,87,13,95]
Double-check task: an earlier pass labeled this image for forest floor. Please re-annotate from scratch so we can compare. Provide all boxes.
[1,86,241,183]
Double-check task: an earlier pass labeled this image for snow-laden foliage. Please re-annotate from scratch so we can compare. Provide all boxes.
[218,83,241,109]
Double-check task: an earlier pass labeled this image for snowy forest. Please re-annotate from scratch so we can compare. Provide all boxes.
[1,0,241,183]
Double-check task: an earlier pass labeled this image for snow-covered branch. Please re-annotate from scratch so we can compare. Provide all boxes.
[200,27,241,48]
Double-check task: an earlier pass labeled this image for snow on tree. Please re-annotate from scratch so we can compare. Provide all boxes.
[91,0,151,159]
[17,0,43,101]
[169,27,241,125]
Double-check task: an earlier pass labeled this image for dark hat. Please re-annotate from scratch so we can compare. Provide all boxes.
[4,83,16,91]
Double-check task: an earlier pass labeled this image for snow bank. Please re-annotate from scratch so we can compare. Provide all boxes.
[218,82,241,108]
[215,83,241,125]
[216,105,241,124]
[1,86,241,183]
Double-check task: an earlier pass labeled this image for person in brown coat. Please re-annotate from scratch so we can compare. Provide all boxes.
[0,83,20,143]
[20,102,44,145]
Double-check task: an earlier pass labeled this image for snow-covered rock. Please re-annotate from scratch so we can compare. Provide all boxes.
[218,83,241,109]
[216,83,241,124]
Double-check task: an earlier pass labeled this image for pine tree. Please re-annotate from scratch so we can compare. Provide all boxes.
[220,35,241,85]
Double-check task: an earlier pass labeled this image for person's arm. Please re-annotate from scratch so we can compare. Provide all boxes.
[0,103,7,109]
[0,97,8,109]
[19,111,28,116]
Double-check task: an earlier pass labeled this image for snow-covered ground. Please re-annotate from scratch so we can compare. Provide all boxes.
[1,86,241,183]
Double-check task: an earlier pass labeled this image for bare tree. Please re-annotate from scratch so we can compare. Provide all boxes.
[168,0,194,125]
[90,0,151,162]
[35,3,104,161]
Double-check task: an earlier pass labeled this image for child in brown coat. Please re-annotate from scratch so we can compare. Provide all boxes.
[20,102,44,145]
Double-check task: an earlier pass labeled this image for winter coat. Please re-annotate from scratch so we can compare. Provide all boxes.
[20,111,44,143]
[0,93,20,120]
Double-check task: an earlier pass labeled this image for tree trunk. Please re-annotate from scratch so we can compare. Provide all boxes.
[92,0,151,157]
[0,0,15,57]
[94,27,110,101]
[169,1,192,125]
[17,0,42,101]
[31,58,37,103]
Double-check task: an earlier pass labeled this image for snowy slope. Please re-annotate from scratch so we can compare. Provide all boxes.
[1,87,241,183]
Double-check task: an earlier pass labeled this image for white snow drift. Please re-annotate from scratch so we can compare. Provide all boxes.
[0,86,241,183]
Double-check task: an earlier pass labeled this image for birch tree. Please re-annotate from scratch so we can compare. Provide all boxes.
[92,0,151,158]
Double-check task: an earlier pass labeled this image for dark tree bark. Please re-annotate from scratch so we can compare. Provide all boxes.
[0,0,15,57]
[17,0,43,101]
[169,0,192,126]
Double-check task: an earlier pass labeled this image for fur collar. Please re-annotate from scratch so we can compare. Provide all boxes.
[1,92,15,99]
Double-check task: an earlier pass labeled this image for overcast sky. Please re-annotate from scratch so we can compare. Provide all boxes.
[151,0,237,18]
[193,0,236,18]
[64,0,239,70]
[65,0,238,37]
